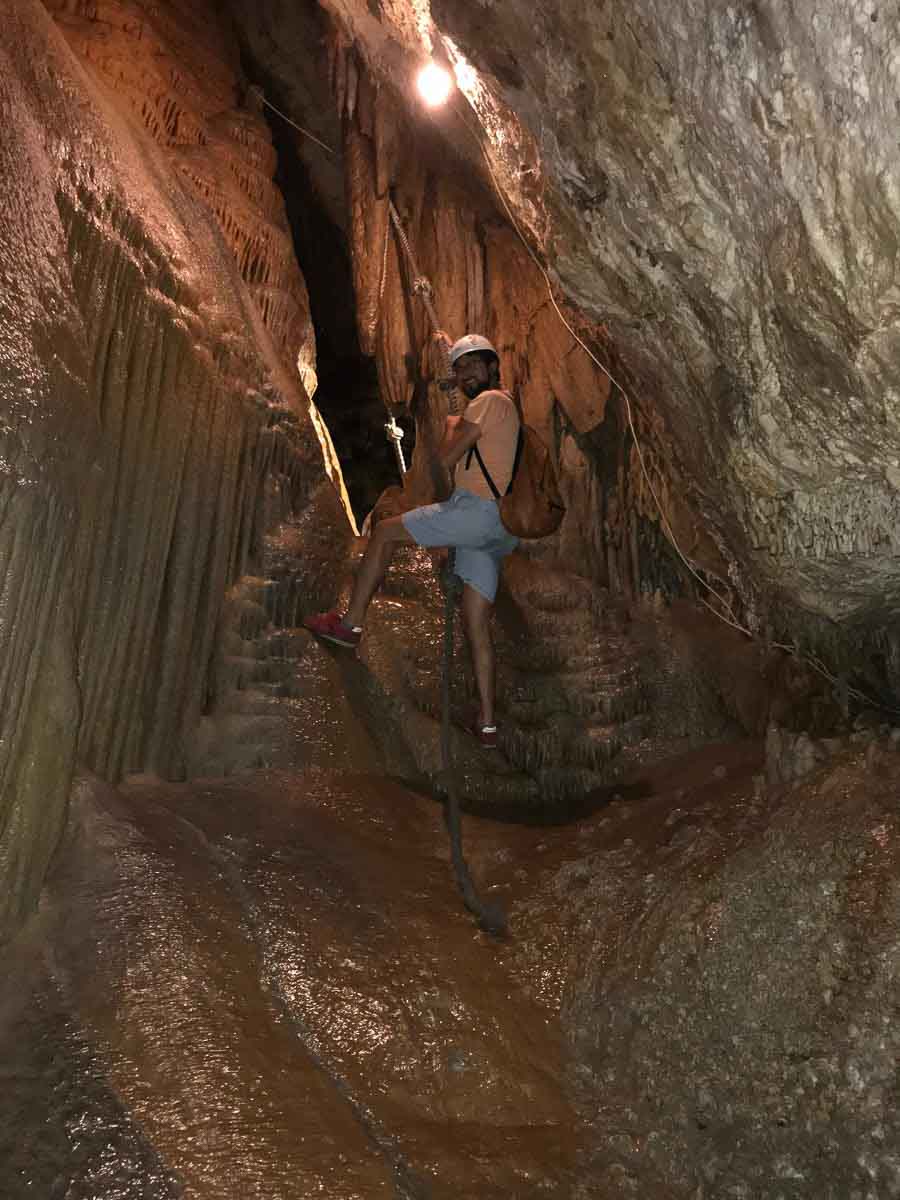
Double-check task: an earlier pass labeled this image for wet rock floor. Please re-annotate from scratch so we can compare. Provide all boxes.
[6,723,900,1198]
[0,766,582,1199]
[0,734,768,1199]
[2,529,726,1198]
[5,530,898,1197]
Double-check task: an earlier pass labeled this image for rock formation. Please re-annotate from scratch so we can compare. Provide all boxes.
[3,0,900,1195]
[0,0,327,939]
[241,0,900,686]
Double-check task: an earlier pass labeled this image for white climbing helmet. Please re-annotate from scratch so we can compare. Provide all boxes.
[448,333,499,367]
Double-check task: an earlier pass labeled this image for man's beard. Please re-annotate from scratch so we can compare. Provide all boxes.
[461,379,487,399]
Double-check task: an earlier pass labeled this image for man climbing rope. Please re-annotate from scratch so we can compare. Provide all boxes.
[304,333,521,749]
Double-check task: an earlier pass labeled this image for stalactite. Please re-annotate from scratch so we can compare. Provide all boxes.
[47,0,315,383]
[343,117,389,357]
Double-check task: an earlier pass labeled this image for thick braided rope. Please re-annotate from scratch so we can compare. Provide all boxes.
[388,199,504,933]
[439,552,506,937]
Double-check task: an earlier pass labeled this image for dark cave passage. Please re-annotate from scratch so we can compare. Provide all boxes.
[264,89,415,526]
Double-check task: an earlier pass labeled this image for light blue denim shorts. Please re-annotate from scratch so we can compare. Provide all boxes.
[401,488,518,602]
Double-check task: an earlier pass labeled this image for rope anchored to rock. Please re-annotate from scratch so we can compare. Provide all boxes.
[377,209,408,478]
[386,198,507,937]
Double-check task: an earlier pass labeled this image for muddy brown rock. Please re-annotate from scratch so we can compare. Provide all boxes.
[0,0,331,939]
[3,0,900,1194]
[1,768,580,1198]
[498,744,900,1197]
[237,0,900,689]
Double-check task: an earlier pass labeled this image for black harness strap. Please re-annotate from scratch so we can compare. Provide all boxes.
[465,427,523,499]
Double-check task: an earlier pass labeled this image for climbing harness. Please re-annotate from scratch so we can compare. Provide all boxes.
[386,199,506,936]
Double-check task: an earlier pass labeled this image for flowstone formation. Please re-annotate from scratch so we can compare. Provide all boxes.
[5,672,900,1197]
[0,0,329,939]
[2,0,899,1195]
[48,0,317,390]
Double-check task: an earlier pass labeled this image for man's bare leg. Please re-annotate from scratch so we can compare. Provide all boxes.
[343,516,414,628]
[461,583,496,728]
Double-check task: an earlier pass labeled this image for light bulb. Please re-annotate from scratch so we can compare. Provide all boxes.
[416,61,454,108]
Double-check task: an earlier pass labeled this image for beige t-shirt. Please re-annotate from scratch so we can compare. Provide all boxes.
[454,389,521,501]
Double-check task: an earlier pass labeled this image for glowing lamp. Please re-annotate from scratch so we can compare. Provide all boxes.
[416,61,454,108]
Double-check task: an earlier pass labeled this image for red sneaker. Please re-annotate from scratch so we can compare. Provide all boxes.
[303,610,361,649]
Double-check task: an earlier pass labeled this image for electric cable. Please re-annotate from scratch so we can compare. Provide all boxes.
[448,102,900,716]
[261,96,336,156]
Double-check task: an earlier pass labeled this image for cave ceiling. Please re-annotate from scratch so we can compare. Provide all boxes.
[229,0,900,636]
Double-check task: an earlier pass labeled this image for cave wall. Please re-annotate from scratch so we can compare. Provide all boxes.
[243,0,900,701]
[229,3,733,605]
[342,34,733,601]
[428,2,900,628]
[0,0,329,940]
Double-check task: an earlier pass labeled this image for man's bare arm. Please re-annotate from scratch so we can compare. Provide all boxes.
[437,414,481,469]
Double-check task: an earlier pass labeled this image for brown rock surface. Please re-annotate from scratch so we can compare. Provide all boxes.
[232,0,900,677]
[0,766,580,1198]
[0,0,333,939]
[498,741,900,1197]
[3,0,898,1193]
[4,692,898,1196]
[426,0,900,629]
[47,0,317,383]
